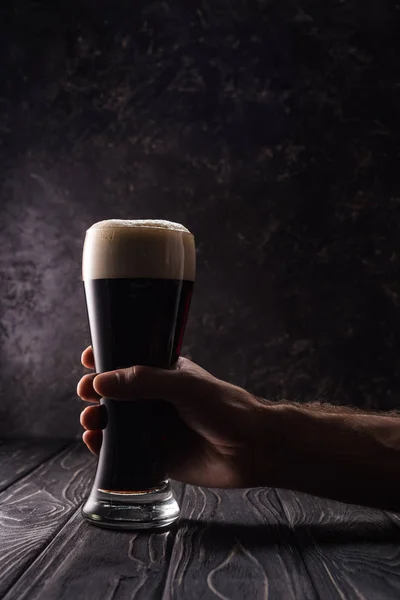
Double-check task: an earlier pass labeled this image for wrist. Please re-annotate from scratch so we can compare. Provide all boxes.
[240,399,291,488]
[242,401,325,489]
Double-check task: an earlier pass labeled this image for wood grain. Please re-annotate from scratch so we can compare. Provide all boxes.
[3,439,400,600]
[163,485,317,599]
[276,489,400,600]
[0,441,95,597]
[3,482,183,600]
[0,439,69,492]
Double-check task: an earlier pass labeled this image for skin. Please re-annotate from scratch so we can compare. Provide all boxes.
[78,346,268,488]
[78,347,400,511]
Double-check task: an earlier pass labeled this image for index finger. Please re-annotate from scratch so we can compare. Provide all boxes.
[81,346,95,370]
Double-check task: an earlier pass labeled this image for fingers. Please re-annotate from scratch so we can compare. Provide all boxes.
[77,373,101,402]
[80,405,107,430]
[83,430,102,455]
[81,346,95,370]
[93,357,217,406]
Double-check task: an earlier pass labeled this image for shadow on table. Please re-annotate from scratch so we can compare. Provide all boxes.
[173,518,400,549]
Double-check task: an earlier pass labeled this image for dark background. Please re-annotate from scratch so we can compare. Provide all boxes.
[1,0,399,439]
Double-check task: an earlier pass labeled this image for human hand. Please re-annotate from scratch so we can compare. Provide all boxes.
[77,347,268,488]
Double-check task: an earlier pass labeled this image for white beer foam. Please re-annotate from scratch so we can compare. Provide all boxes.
[83,219,195,281]
[88,219,191,233]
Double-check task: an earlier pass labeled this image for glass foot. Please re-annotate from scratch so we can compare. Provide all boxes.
[82,481,180,530]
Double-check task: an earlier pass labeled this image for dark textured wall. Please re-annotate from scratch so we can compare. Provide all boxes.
[1,0,400,438]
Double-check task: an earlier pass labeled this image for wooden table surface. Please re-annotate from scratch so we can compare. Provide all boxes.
[1,440,400,600]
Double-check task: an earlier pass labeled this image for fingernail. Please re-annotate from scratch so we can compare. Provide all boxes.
[93,372,119,395]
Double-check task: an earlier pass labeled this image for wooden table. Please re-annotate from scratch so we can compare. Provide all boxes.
[1,440,400,599]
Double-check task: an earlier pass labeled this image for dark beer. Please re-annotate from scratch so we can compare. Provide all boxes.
[84,277,193,491]
[82,219,195,497]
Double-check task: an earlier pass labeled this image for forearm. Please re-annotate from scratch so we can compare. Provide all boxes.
[254,401,400,511]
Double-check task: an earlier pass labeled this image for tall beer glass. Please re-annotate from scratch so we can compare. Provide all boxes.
[81,219,195,529]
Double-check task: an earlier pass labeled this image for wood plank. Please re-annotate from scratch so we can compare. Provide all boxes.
[0,439,69,492]
[3,483,184,600]
[0,442,95,597]
[276,489,400,600]
[163,485,317,599]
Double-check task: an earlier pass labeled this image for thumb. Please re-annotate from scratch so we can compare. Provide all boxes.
[92,357,215,406]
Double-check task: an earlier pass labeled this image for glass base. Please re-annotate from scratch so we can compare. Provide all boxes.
[82,481,180,530]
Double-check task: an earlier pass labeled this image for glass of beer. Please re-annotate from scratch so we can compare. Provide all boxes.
[81,219,195,529]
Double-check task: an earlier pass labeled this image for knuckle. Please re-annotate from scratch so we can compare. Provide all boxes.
[79,410,87,427]
[76,378,85,396]
[123,366,137,385]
